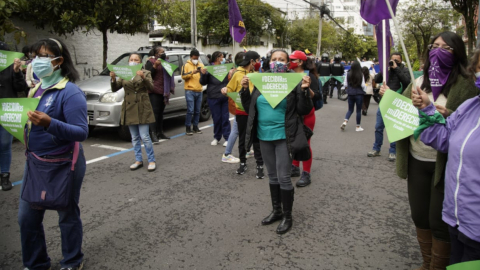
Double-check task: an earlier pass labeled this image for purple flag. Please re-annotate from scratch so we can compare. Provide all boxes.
[376,20,393,83]
[228,0,246,43]
[360,0,399,25]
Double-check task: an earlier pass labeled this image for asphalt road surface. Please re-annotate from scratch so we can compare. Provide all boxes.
[0,96,421,270]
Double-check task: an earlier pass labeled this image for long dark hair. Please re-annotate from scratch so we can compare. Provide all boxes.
[31,38,80,83]
[421,31,469,97]
[362,66,370,83]
[347,61,363,88]
[234,52,245,67]
[301,58,318,79]
[211,51,223,64]
[467,48,480,79]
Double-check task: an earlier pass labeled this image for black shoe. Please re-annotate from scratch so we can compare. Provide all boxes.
[291,165,300,177]
[296,171,311,187]
[186,126,193,136]
[362,110,367,116]
[158,133,170,140]
[236,163,247,175]
[60,261,84,270]
[150,132,160,145]
[324,100,328,104]
[1,173,12,191]
[262,184,283,225]
[276,189,294,234]
[193,126,202,134]
[256,165,264,179]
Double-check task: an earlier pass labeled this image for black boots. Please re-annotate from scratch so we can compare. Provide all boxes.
[296,171,311,187]
[158,133,170,140]
[276,188,294,234]
[1,173,12,191]
[291,165,300,177]
[262,185,295,234]
[262,184,283,225]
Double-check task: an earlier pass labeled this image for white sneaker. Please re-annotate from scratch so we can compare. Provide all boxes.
[222,154,240,163]
[246,150,254,158]
[211,139,219,146]
[340,121,347,131]
[356,126,364,132]
[223,141,228,147]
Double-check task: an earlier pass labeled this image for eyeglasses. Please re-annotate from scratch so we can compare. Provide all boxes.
[427,44,454,52]
[34,54,58,59]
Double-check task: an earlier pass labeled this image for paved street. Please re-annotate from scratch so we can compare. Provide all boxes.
[0,97,420,270]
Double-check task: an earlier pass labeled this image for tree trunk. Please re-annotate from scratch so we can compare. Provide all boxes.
[102,29,108,70]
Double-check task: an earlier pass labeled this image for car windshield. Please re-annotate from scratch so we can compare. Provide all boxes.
[99,53,150,75]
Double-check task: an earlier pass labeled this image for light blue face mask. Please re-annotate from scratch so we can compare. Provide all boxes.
[129,62,140,66]
[32,56,59,79]
[220,58,226,65]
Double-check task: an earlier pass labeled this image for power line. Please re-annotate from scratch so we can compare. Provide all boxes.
[301,0,349,33]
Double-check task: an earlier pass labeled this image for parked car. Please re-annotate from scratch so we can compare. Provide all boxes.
[77,49,212,141]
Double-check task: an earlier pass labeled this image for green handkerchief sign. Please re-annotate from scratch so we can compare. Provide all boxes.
[331,76,344,83]
[379,90,420,143]
[160,59,178,77]
[107,64,142,81]
[247,73,304,108]
[0,50,24,72]
[319,76,330,86]
[205,63,234,82]
[447,261,480,270]
[226,92,244,111]
[0,98,40,144]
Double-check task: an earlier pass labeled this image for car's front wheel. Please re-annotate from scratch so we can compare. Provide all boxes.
[199,93,211,122]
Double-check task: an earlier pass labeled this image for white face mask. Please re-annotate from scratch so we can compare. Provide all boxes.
[129,61,139,66]
[192,59,199,65]
[475,71,480,78]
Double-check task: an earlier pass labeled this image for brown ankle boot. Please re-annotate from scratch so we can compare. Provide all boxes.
[430,237,451,270]
[414,228,432,270]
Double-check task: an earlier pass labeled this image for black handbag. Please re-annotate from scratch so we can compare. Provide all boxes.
[290,116,312,161]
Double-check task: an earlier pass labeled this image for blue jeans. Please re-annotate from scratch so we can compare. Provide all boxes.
[0,125,13,173]
[207,97,231,141]
[129,124,155,163]
[18,146,86,269]
[345,94,364,125]
[373,108,396,154]
[224,118,238,156]
[185,90,202,127]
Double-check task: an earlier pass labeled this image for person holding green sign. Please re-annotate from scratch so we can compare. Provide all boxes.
[239,49,313,234]
[394,32,480,270]
[110,53,157,172]
[0,41,28,191]
[200,51,231,146]
[145,46,175,142]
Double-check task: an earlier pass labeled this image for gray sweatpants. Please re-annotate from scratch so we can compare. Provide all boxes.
[259,139,293,190]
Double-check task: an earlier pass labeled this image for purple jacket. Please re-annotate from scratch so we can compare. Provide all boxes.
[420,96,480,242]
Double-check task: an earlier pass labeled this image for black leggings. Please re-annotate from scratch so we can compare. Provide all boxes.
[149,93,166,134]
[236,114,263,165]
[407,154,450,242]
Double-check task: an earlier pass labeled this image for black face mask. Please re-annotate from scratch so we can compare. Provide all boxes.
[156,53,166,60]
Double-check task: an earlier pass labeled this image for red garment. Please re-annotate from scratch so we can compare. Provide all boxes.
[148,58,165,95]
[293,108,315,173]
[236,108,248,116]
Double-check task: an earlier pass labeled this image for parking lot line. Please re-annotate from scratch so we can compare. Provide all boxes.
[90,144,129,151]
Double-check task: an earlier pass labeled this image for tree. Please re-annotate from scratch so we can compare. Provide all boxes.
[0,0,26,43]
[399,0,460,63]
[19,0,155,68]
[444,0,479,55]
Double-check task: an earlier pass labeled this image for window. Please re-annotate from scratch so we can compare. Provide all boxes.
[348,16,354,24]
[200,55,210,66]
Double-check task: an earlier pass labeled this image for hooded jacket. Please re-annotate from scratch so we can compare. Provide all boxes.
[0,65,28,98]
[420,96,480,242]
[181,60,204,92]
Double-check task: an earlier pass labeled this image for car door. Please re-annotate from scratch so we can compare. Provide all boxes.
[164,54,186,113]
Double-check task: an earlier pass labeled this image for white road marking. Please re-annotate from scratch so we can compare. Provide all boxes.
[86,156,109,165]
[91,144,129,151]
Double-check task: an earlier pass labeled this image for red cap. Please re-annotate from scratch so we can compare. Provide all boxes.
[289,50,307,61]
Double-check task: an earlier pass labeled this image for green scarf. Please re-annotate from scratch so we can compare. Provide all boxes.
[41,69,64,88]
[413,110,446,141]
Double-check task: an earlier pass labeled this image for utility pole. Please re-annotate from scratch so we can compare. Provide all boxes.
[477,0,480,47]
[191,0,197,48]
[316,0,324,56]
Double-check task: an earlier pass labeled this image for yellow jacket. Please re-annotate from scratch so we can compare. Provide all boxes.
[181,60,204,92]
[226,66,254,112]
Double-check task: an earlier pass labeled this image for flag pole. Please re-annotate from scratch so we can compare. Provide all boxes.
[232,25,235,61]
[382,20,387,83]
[384,0,416,91]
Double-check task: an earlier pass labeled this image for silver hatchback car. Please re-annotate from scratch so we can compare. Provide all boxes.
[77,49,211,141]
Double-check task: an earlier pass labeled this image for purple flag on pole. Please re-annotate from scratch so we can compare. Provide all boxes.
[228,0,246,43]
[360,0,399,25]
[376,20,393,83]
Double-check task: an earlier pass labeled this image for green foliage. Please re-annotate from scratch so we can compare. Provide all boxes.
[0,0,26,43]
[444,0,479,55]
[19,0,155,68]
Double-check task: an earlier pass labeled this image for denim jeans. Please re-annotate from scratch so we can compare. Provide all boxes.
[207,97,231,141]
[373,108,396,154]
[129,124,156,163]
[185,90,202,127]
[0,125,13,173]
[345,94,364,125]
[224,118,238,156]
[18,146,86,269]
